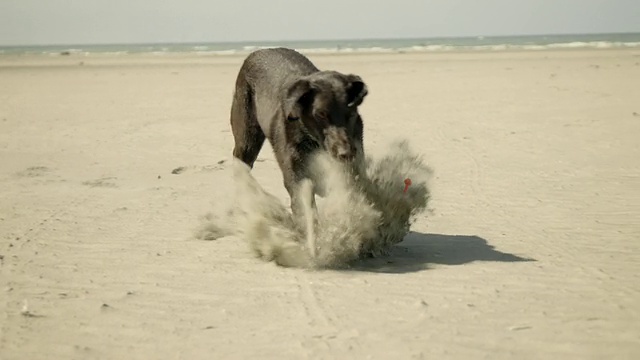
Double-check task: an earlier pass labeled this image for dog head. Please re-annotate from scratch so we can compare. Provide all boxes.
[284,71,368,162]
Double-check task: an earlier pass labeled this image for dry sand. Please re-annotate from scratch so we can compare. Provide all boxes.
[1,49,639,359]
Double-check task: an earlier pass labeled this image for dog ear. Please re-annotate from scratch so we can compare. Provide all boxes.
[346,75,368,108]
[285,79,315,121]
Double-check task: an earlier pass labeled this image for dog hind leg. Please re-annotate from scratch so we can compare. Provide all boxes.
[230,79,265,168]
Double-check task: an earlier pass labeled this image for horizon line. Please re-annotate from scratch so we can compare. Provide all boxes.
[2,30,639,48]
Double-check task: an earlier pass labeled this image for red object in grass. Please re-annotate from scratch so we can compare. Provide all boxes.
[403,178,412,193]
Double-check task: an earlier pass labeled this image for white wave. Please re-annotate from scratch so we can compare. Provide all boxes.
[95,51,129,56]
[184,40,640,57]
[12,39,640,58]
[546,41,640,49]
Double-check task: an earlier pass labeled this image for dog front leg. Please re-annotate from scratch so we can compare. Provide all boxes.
[285,172,318,243]
[297,179,317,259]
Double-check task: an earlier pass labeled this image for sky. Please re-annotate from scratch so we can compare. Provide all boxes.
[1,0,639,46]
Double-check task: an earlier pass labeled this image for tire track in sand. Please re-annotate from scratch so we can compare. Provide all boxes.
[294,273,365,356]
[295,273,333,328]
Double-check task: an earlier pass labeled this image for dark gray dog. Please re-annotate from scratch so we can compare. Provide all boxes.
[230,47,368,214]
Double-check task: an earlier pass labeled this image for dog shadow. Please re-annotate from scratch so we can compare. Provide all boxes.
[350,232,534,273]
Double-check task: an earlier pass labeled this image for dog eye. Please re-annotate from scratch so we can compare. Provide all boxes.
[315,111,330,122]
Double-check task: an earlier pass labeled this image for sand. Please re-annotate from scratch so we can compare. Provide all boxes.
[195,140,432,269]
[1,48,639,359]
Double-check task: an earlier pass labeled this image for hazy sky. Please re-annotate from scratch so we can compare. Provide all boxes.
[1,0,639,46]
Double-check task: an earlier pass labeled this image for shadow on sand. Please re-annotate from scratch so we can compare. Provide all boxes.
[350,232,534,273]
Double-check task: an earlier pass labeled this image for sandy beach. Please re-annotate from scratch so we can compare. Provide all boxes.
[1,48,639,359]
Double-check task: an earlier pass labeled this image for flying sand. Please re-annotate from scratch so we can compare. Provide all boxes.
[196,140,433,269]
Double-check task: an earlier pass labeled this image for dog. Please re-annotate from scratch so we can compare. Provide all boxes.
[229,47,368,216]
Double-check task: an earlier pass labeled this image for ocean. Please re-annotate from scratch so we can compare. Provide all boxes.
[2,32,640,56]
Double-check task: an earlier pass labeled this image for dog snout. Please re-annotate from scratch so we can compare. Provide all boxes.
[324,127,356,162]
